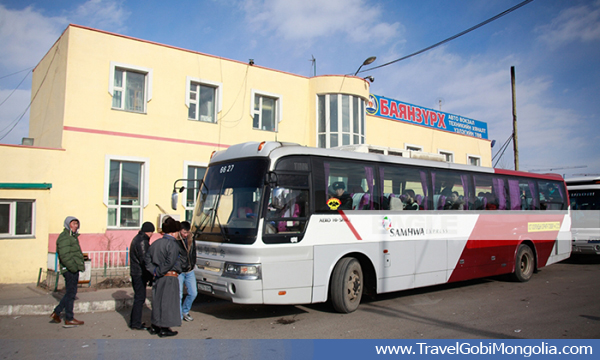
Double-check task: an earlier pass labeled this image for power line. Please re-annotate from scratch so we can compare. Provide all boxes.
[493,133,514,168]
[0,66,35,80]
[0,48,58,142]
[359,0,534,74]
[0,69,32,108]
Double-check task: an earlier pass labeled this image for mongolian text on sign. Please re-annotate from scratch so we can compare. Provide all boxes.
[366,94,488,139]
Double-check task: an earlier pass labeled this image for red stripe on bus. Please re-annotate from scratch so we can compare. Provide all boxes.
[448,214,563,283]
[338,210,362,240]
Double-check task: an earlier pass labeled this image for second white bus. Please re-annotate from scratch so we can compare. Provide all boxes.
[567,176,600,255]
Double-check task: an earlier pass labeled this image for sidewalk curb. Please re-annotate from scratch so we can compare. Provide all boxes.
[0,298,151,316]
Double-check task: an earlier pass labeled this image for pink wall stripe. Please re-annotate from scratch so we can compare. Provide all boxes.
[64,126,229,148]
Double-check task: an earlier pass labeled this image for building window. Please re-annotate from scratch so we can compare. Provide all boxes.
[317,94,365,148]
[405,144,423,152]
[0,200,34,238]
[184,162,207,222]
[109,62,153,113]
[439,150,454,163]
[252,90,282,132]
[186,77,222,123]
[104,155,150,228]
[468,155,481,166]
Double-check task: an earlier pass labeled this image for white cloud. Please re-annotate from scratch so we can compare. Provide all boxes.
[0,5,67,69]
[70,0,130,32]
[536,1,600,48]
[243,0,401,44]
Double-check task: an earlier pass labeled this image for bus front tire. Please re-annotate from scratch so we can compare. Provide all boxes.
[512,244,534,282]
[331,257,363,313]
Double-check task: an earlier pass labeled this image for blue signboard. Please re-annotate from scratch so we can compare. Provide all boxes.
[367,94,488,140]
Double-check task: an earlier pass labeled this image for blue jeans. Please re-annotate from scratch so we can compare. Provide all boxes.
[178,270,197,317]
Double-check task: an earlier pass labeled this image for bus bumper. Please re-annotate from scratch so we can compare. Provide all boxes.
[571,240,600,255]
[196,276,264,304]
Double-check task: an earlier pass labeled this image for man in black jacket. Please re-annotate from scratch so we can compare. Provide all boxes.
[129,221,155,330]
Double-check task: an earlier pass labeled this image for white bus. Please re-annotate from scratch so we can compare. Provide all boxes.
[191,141,571,313]
[567,176,600,255]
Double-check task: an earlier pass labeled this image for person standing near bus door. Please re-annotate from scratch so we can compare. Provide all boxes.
[129,221,155,330]
[145,217,182,337]
[50,216,85,327]
[177,221,197,322]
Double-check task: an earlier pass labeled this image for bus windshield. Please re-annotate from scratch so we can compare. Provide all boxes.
[191,158,269,244]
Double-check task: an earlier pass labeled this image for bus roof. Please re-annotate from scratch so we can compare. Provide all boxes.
[210,141,564,181]
[566,176,600,185]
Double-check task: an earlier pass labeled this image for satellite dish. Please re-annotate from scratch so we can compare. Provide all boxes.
[491,140,496,148]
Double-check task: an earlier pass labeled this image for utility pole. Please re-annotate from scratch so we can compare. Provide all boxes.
[511,66,519,171]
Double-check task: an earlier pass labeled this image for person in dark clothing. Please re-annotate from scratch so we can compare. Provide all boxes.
[444,191,465,210]
[329,181,352,210]
[50,216,85,327]
[177,221,197,322]
[129,221,155,330]
[145,217,182,337]
[402,189,419,210]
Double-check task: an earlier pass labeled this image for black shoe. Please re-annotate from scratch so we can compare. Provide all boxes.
[148,324,161,335]
[158,328,178,337]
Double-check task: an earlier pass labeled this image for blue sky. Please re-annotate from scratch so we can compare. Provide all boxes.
[1,0,599,177]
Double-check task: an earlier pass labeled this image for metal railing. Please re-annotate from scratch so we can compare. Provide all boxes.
[86,250,129,269]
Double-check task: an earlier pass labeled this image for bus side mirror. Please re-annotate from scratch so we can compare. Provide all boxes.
[171,191,178,211]
[265,171,278,187]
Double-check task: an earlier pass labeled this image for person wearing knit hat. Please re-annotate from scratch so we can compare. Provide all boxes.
[144,216,183,337]
[128,221,155,330]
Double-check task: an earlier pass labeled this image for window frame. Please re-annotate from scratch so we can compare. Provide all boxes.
[316,93,366,148]
[438,150,454,163]
[405,144,423,152]
[183,161,208,222]
[103,155,150,229]
[251,89,282,132]
[0,199,35,239]
[185,77,222,123]
[108,62,153,114]
[467,155,482,166]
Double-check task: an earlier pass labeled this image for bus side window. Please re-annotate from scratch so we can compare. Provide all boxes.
[321,160,377,211]
[381,165,428,211]
[433,170,470,210]
[538,181,566,210]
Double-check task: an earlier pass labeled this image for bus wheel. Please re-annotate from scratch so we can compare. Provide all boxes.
[512,244,534,282]
[331,257,363,313]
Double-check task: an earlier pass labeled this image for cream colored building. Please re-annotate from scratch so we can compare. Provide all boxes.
[0,25,491,283]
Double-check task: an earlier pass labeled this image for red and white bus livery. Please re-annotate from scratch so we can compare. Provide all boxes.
[190,142,571,313]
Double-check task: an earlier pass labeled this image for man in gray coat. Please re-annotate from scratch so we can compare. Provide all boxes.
[144,217,182,337]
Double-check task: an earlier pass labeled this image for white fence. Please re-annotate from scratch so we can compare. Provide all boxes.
[86,250,129,269]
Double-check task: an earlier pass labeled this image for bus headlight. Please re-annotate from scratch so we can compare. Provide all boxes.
[223,262,261,280]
